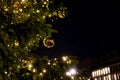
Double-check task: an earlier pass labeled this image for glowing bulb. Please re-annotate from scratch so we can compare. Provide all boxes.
[22,0,25,2]
[66,72,71,76]
[33,68,36,73]
[53,63,56,66]
[62,56,68,61]
[70,69,76,75]
[4,8,8,11]
[66,68,77,77]
[28,63,33,70]
[48,14,52,17]
[54,58,57,60]
[36,10,40,13]
[14,40,19,46]
[71,76,74,80]
[4,71,7,74]
[43,16,46,19]
[67,60,71,64]
[48,62,51,65]
[19,9,23,12]
[39,73,43,77]
[43,1,47,5]
[43,69,46,73]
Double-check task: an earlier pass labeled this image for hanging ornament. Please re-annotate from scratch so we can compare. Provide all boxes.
[43,37,55,48]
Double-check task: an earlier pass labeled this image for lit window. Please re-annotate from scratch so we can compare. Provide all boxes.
[95,78,97,80]
[96,71,98,76]
[103,76,106,80]
[94,71,96,77]
[92,72,94,77]
[107,67,110,73]
[103,68,105,75]
[101,69,103,75]
[114,74,117,80]
[98,70,100,76]
[108,74,111,80]
[105,67,108,74]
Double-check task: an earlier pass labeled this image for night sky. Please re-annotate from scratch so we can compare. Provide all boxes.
[36,0,120,59]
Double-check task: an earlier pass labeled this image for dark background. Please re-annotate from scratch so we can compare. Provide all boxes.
[36,0,120,60]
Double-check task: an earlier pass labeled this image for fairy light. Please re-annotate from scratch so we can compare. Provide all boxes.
[14,40,19,46]
[4,71,7,74]
[43,1,47,5]
[4,8,8,11]
[19,9,23,12]
[48,62,51,65]
[43,69,46,73]
[67,60,71,64]
[28,63,33,70]
[33,68,36,73]
[48,14,52,17]
[36,10,40,13]
[62,56,68,61]
[22,0,26,2]
[39,72,43,77]
[53,63,56,66]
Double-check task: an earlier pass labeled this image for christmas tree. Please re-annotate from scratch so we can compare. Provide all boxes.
[0,0,82,80]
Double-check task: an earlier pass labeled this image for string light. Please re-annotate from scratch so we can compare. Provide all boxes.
[39,73,43,77]
[48,62,51,65]
[43,69,46,73]
[62,56,68,61]
[36,10,40,13]
[33,68,36,73]
[28,63,33,70]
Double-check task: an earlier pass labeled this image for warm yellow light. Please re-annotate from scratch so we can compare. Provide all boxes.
[79,77,82,80]
[17,65,20,68]
[67,60,71,64]
[28,63,33,70]
[48,14,52,17]
[62,56,68,61]
[22,0,25,2]
[60,76,63,79]
[53,63,56,66]
[54,58,57,60]
[33,68,36,73]
[36,10,40,13]
[48,62,50,65]
[39,72,43,77]
[71,76,74,80]
[43,16,46,19]
[19,9,23,12]
[4,71,7,74]
[14,40,19,46]
[43,69,46,73]
[4,8,8,11]
[87,78,90,80]
[7,44,10,47]
[43,1,47,5]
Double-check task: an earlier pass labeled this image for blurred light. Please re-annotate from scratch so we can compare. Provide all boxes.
[47,62,51,65]
[43,69,46,73]
[33,68,36,73]
[66,72,71,76]
[66,68,77,77]
[4,71,7,74]
[28,63,33,70]
[62,56,68,61]
[22,0,25,2]
[70,68,77,75]
[39,72,43,77]
[67,60,71,64]
[71,76,74,80]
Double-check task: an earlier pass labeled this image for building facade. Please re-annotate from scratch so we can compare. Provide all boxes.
[91,52,120,80]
